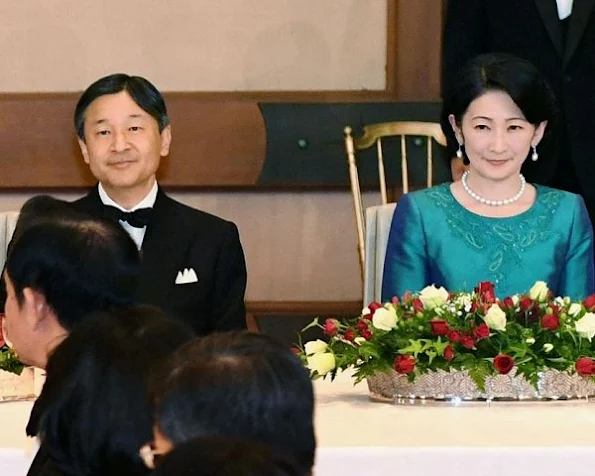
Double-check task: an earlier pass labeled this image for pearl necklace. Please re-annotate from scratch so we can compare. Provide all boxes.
[461,171,526,206]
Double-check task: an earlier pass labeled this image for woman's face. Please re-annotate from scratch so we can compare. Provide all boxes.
[449,90,547,181]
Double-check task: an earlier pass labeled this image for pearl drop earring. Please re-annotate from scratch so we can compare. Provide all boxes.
[531,145,538,162]
[456,144,463,159]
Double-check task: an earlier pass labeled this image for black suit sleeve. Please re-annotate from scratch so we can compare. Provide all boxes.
[441,0,491,158]
[210,222,247,331]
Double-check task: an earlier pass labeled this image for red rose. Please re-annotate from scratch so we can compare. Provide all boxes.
[493,354,515,374]
[394,355,416,374]
[368,301,382,314]
[356,320,369,331]
[443,345,455,361]
[290,346,301,355]
[460,334,476,350]
[430,319,449,336]
[323,318,339,336]
[402,291,412,303]
[360,329,373,340]
[503,297,515,309]
[473,323,490,340]
[576,357,595,377]
[343,329,356,342]
[447,330,461,343]
[541,314,560,331]
[470,301,479,313]
[476,281,496,304]
[411,298,424,313]
[584,294,595,310]
[520,297,534,311]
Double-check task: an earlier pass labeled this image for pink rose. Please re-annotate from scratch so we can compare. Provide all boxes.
[443,345,455,361]
[323,318,339,337]
[411,298,424,313]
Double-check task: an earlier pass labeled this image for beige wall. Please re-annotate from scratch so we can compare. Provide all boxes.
[0,0,394,303]
[0,191,370,302]
[0,0,387,92]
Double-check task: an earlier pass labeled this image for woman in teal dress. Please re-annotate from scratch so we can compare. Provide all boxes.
[382,53,594,300]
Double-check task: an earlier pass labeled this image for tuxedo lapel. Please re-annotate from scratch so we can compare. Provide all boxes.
[534,0,564,58]
[138,189,196,306]
[78,186,107,218]
[564,0,595,65]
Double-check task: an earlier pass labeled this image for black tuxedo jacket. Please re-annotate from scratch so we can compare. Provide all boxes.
[73,187,247,335]
[442,0,595,198]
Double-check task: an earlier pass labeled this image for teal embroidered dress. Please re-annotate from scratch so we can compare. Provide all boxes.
[381,184,595,300]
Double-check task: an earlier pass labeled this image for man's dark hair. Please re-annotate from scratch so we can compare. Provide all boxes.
[441,52,558,158]
[152,436,306,476]
[74,73,169,141]
[151,331,316,474]
[6,217,141,330]
[32,305,195,475]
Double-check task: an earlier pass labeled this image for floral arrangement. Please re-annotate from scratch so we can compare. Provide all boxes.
[297,281,595,391]
[0,326,23,375]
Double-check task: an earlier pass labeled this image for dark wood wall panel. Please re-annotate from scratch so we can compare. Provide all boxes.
[394,0,443,100]
[0,95,267,188]
[0,1,445,189]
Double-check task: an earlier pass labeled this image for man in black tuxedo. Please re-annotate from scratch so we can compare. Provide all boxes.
[442,0,595,223]
[72,74,247,335]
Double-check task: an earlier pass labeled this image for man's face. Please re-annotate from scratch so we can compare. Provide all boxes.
[78,90,171,201]
[3,273,35,365]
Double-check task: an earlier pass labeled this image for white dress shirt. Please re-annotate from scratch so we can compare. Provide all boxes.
[98,181,158,249]
[556,0,573,20]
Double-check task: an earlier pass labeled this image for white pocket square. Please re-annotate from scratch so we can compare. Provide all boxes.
[175,268,198,284]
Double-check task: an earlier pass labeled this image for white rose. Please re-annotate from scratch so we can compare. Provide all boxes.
[483,304,507,331]
[354,337,366,345]
[543,343,554,353]
[418,285,449,310]
[529,281,549,301]
[526,337,535,344]
[568,303,583,317]
[455,293,472,308]
[304,339,328,355]
[372,307,398,331]
[361,307,371,317]
[306,353,336,376]
[511,295,519,307]
[575,313,595,341]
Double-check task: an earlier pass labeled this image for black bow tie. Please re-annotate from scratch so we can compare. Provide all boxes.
[102,205,153,228]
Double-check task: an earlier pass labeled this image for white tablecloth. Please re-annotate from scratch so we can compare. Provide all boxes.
[3,373,595,476]
[313,371,595,475]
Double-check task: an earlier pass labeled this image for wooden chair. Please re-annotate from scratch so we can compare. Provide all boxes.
[344,122,446,303]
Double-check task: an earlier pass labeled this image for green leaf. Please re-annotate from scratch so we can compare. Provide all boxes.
[300,318,320,332]
[398,339,425,357]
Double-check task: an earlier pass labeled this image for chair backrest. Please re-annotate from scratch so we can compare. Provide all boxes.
[344,121,446,277]
[363,203,397,305]
[0,211,20,271]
